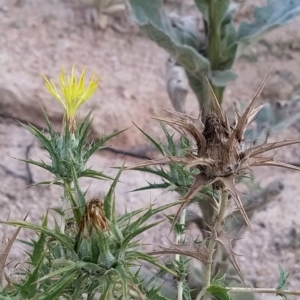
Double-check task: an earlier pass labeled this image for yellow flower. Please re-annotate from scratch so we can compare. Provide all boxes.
[42,65,101,120]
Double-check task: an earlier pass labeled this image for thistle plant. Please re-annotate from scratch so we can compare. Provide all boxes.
[1,67,300,299]
[127,76,300,299]
[0,66,180,299]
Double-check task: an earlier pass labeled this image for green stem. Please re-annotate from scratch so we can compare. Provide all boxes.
[207,1,226,104]
[175,208,187,300]
[228,287,300,296]
[196,190,229,300]
[207,3,220,71]
[60,179,72,258]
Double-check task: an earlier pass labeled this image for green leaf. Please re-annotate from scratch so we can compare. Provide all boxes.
[79,168,112,180]
[131,182,170,192]
[100,280,114,300]
[122,202,179,238]
[194,0,230,26]
[207,284,232,300]
[129,166,171,182]
[34,271,78,300]
[133,122,164,155]
[122,220,164,248]
[34,261,98,283]
[40,105,56,140]
[194,0,237,81]
[115,264,128,300]
[126,251,178,278]
[84,129,127,161]
[70,273,85,299]
[237,0,300,55]
[64,179,83,225]
[77,110,94,159]
[104,163,124,222]
[20,123,60,169]
[19,254,45,298]
[211,270,227,286]
[30,215,48,266]
[18,159,54,174]
[127,0,213,104]
[2,221,76,257]
[276,264,290,299]
[160,122,175,155]
[211,70,237,86]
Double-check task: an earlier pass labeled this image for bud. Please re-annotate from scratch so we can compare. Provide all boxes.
[75,199,116,269]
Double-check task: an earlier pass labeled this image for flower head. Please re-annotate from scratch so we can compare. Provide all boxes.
[130,75,300,233]
[42,65,101,124]
[75,199,116,267]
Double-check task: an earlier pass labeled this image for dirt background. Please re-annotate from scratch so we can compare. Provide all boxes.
[1,0,300,299]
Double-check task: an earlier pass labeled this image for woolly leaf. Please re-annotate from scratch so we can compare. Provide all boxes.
[237,0,300,54]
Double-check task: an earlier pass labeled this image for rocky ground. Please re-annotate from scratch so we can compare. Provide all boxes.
[1,0,300,299]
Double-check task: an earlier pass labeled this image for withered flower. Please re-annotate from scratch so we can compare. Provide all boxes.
[75,199,116,268]
[78,198,109,238]
[130,76,300,232]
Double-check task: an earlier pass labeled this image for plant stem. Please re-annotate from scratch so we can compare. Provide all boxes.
[196,191,229,300]
[60,179,72,258]
[228,287,300,296]
[175,208,187,300]
[207,1,227,104]
[207,1,220,71]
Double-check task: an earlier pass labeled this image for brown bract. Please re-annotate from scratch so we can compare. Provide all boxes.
[128,75,300,233]
[78,198,109,239]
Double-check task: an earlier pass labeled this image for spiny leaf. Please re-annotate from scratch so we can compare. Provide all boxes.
[104,162,124,222]
[79,168,112,180]
[125,251,178,278]
[84,129,127,161]
[64,180,82,225]
[33,271,78,300]
[207,284,232,300]
[19,253,45,298]
[114,264,128,300]
[77,110,94,157]
[122,220,164,248]
[1,221,76,256]
[122,202,180,238]
[18,159,54,174]
[133,122,164,155]
[30,214,47,266]
[70,163,87,218]
[130,182,170,192]
[160,121,175,155]
[20,123,60,168]
[40,105,56,140]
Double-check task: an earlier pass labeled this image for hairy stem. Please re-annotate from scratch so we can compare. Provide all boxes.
[229,287,300,296]
[196,191,229,300]
[175,208,187,300]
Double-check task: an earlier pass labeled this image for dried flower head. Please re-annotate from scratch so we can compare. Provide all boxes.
[42,65,101,131]
[130,76,300,232]
[78,198,109,239]
[75,199,116,267]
